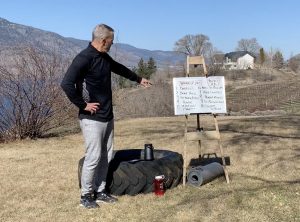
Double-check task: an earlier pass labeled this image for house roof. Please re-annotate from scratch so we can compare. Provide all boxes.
[224,51,256,62]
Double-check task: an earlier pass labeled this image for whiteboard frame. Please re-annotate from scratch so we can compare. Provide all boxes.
[173,76,227,115]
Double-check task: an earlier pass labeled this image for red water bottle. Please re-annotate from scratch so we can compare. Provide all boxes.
[154,175,165,196]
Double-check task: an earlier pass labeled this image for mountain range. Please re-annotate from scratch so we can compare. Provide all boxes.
[0,17,185,67]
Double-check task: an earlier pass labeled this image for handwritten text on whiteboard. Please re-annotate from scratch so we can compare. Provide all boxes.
[173,77,227,115]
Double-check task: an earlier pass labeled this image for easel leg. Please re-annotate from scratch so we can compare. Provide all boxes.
[214,114,230,183]
[218,141,230,183]
[183,142,187,186]
[183,115,188,186]
[197,114,202,159]
[198,140,202,159]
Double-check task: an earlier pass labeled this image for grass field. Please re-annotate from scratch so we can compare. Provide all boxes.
[0,115,299,222]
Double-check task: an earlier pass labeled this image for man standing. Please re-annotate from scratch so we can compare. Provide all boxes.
[61,24,151,209]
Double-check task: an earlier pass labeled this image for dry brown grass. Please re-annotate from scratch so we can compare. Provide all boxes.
[0,115,299,222]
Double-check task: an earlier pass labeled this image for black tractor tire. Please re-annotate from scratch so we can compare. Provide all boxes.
[78,149,183,196]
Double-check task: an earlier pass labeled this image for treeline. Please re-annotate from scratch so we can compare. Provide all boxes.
[174,35,300,73]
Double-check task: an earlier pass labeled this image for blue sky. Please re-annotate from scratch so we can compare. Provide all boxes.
[0,0,299,59]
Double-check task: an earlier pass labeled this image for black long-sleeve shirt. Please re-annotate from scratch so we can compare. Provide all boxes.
[61,43,142,122]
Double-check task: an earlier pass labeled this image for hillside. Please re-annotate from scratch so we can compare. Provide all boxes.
[112,69,300,120]
[0,17,185,67]
[222,69,300,114]
[226,80,300,113]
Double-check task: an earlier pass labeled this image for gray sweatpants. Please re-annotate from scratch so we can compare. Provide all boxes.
[79,118,114,196]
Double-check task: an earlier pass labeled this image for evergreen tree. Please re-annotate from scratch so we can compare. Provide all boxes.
[136,57,157,79]
[117,57,157,88]
[147,57,157,77]
[259,48,265,65]
[137,58,147,77]
[272,51,284,69]
[131,66,138,74]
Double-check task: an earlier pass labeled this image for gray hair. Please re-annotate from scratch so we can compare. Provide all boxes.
[92,24,114,41]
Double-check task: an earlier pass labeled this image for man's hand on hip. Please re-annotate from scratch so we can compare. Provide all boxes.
[84,103,100,115]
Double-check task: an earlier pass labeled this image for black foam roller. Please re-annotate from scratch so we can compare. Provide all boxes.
[187,162,224,186]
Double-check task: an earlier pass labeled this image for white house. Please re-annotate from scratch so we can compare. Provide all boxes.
[223,51,256,70]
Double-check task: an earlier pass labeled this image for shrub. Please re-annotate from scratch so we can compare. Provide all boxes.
[0,47,73,141]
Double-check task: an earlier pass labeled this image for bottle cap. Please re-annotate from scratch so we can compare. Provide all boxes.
[155,175,165,180]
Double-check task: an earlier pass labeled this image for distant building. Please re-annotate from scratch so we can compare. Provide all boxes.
[223,51,256,70]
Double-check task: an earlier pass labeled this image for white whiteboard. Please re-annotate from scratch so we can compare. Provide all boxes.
[173,76,227,115]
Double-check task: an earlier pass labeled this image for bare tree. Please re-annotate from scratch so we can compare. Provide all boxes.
[0,47,72,141]
[236,38,261,54]
[262,48,274,69]
[288,54,300,72]
[174,34,213,56]
[205,47,224,76]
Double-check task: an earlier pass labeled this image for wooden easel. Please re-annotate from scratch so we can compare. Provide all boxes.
[183,55,230,186]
